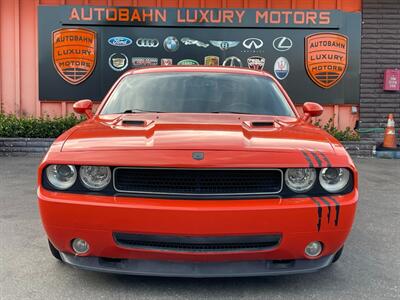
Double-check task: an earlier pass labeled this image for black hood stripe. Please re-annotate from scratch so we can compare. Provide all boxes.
[325,195,340,226]
[318,197,331,224]
[301,150,314,168]
[317,150,332,168]
[309,150,322,168]
[310,197,322,232]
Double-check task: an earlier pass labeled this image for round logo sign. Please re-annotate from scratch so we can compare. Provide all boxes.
[274,57,290,80]
[163,36,180,52]
[177,59,199,66]
[108,53,128,71]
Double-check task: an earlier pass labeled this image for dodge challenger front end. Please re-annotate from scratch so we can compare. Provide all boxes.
[38,66,357,277]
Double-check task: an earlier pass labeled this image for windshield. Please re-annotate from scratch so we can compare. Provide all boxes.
[101,72,295,116]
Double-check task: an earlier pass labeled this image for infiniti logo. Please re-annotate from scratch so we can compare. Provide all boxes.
[272,37,293,52]
[243,38,263,50]
[136,38,159,48]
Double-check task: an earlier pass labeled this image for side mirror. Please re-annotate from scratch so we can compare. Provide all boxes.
[302,102,323,121]
[73,99,93,118]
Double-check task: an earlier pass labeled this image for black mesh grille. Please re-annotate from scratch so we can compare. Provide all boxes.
[113,168,282,196]
[114,233,281,252]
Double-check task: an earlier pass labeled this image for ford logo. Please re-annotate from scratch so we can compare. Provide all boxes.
[108,37,133,47]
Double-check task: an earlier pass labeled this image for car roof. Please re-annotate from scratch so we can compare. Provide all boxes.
[123,66,275,80]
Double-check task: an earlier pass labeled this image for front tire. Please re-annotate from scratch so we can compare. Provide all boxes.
[48,240,62,261]
[332,246,344,263]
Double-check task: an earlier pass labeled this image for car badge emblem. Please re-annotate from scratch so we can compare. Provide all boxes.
[107,36,133,47]
[181,37,209,48]
[161,58,173,66]
[222,56,242,67]
[204,56,220,66]
[243,38,263,50]
[210,40,240,51]
[131,57,158,67]
[305,33,348,89]
[247,56,265,71]
[136,38,159,48]
[108,53,128,71]
[52,28,96,85]
[274,57,290,80]
[177,59,199,66]
[192,152,204,160]
[163,36,179,52]
[272,37,293,52]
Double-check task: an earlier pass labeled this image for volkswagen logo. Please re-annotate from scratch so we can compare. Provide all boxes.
[243,38,263,50]
[222,56,242,67]
[272,37,293,52]
[136,38,159,48]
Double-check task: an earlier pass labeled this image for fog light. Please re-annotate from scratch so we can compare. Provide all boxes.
[71,238,89,254]
[305,241,322,257]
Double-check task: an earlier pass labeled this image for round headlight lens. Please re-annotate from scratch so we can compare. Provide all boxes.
[79,166,111,191]
[46,164,77,190]
[319,168,350,193]
[285,168,316,193]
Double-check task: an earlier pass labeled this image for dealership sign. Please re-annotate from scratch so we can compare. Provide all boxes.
[39,6,361,104]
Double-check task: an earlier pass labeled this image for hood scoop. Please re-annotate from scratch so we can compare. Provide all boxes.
[251,121,275,127]
[121,120,146,126]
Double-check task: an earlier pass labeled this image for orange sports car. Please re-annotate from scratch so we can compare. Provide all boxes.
[38,66,358,277]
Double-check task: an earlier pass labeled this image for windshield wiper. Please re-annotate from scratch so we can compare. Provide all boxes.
[121,109,164,114]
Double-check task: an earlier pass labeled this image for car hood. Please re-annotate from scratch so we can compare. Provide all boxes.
[61,113,335,153]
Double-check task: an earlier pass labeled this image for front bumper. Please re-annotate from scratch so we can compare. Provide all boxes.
[38,186,357,275]
[60,252,335,277]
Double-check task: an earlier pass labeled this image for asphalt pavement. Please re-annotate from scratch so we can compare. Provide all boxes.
[0,156,399,300]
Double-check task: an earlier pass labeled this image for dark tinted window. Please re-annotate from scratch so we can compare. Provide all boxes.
[101,72,295,116]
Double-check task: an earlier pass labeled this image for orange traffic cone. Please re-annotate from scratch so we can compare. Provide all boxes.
[383,114,397,149]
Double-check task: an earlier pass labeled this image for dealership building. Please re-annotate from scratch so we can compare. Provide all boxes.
[0,0,399,152]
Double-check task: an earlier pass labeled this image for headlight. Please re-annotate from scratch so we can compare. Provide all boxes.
[46,165,77,190]
[285,168,316,193]
[79,166,111,191]
[319,168,350,193]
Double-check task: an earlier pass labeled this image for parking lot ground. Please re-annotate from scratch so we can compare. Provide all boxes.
[0,156,399,300]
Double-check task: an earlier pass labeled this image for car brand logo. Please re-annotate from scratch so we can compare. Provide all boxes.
[222,56,242,67]
[274,57,290,80]
[161,58,173,66]
[136,38,159,48]
[108,53,128,71]
[181,37,209,48]
[131,57,158,67]
[247,56,265,70]
[52,28,96,85]
[177,59,199,66]
[204,56,220,66]
[210,40,240,51]
[163,36,179,52]
[305,33,348,89]
[192,152,204,160]
[272,37,293,52]
[107,36,133,47]
[243,38,263,50]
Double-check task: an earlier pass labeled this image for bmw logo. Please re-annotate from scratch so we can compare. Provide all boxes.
[163,36,179,52]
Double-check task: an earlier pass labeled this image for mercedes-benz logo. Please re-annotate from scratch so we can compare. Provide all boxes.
[272,37,293,52]
[136,38,159,48]
[222,56,243,67]
[243,38,263,50]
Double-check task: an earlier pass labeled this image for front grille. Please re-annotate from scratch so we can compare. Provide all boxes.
[113,168,283,197]
[114,233,281,252]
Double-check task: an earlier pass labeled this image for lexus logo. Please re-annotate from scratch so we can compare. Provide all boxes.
[136,38,159,48]
[272,37,293,52]
[243,38,263,50]
[222,56,242,67]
